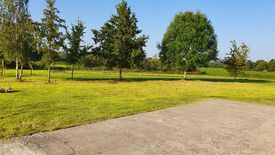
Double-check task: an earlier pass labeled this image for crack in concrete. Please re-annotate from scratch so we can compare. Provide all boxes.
[63,141,75,155]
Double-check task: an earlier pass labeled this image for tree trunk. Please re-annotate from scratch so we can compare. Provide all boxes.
[234,70,237,80]
[1,59,4,77]
[71,64,74,81]
[48,63,51,83]
[19,63,23,80]
[15,58,19,80]
[29,60,34,76]
[119,65,123,81]
[183,70,187,80]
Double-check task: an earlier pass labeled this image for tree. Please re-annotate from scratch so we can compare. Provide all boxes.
[18,16,36,79]
[268,59,275,71]
[78,54,99,68]
[159,11,218,79]
[0,50,4,76]
[0,0,33,80]
[255,60,268,71]
[208,60,224,68]
[92,17,117,69]
[64,19,88,80]
[39,0,65,83]
[223,41,250,79]
[0,3,4,77]
[143,55,161,71]
[246,60,256,70]
[93,0,148,80]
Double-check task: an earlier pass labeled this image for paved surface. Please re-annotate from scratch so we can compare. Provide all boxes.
[1,100,275,155]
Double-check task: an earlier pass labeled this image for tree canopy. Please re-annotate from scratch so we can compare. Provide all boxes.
[268,59,275,71]
[64,19,88,80]
[159,11,218,78]
[38,0,65,82]
[92,0,148,80]
[223,41,250,79]
[0,0,34,80]
[255,60,268,71]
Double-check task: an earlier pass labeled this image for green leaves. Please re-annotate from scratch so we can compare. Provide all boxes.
[255,60,268,71]
[92,0,148,70]
[159,11,218,71]
[64,19,87,65]
[92,17,117,68]
[223,41,250,79]
[39,0,65,64]
[0,0,33,61]
[268,59,275,71]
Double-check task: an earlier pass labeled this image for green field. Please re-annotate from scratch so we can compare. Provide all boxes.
[200,68,275,80]
[0,68,275,139]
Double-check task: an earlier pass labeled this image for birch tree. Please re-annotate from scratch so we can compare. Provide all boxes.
[0,0,33,80]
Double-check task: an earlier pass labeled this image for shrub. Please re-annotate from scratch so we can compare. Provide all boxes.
[255,60,268,71]
[246,60,256,71]
[78,54,106,68]
[143,57,161,71]
[268,59,275,71]
[208,61,224,68]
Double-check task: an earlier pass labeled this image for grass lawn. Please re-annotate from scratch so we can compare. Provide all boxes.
[0,68,275,139]
[200,67,275,80]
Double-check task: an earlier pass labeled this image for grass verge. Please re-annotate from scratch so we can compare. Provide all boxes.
[0,69,274,139]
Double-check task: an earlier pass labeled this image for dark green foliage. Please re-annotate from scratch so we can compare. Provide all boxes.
[268,59,275,71]
[159,11,218,78]
[38,0,65,82]
[246,60,256,70]
[0,50,3,61]
[92,17,117,69]
[64,20,87,65]
[64,19,89,80]
[130,49,147,69]
[56,52,65,62]
[92,0,148,80]
[208,60,224,68]
[79,54,95,68]
[255,60,268,71]
[255,60,266,67]
[143,55,161,71]
[223,41,250,79]
[113,0,148,73]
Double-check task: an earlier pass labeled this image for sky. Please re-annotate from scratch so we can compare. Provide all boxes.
[29,0,275,61]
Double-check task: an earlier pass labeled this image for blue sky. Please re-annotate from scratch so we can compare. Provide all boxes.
[29,0,275,61]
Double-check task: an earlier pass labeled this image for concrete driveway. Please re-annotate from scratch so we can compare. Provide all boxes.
[1,100,275,155]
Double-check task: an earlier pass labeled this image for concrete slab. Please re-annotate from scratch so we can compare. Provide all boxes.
[1,100,275,155]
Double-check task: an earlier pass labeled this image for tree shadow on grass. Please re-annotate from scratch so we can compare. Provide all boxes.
[66,77,182,82]
[65,76,272,84]
[186,78,271,84]
[0,90,21,94]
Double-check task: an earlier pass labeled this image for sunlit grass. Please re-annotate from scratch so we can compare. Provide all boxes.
[200,67,275,80]
[0,68,274,139]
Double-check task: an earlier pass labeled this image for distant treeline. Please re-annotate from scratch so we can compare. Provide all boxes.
[208,59,275,72]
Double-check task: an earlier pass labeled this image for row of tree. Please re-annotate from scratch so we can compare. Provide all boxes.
[0,0,64,82]
[207,58,275,71]
[0,0,148,82]
[0,0,272,82]
[247,59,275,72]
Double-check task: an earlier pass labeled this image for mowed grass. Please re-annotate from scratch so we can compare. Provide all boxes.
[200,67,275,80]
[0,68,275,139]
